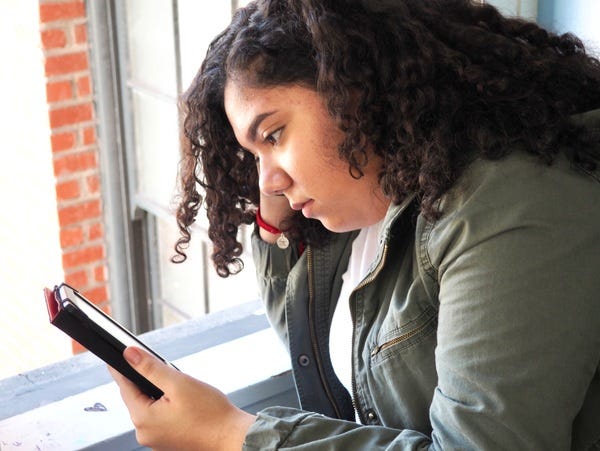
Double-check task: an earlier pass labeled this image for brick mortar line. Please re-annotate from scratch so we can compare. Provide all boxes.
[46,98,95,109]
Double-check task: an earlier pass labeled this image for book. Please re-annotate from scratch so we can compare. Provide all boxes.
[44,283,174,399]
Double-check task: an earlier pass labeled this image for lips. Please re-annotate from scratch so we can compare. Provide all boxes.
[290,199,314,217]
[290,201,307,211]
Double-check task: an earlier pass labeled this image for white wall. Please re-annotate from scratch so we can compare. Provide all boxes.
[488,0,599,56]
[538,0,600,56]
[487,0,539,20]
[0,1,70,379]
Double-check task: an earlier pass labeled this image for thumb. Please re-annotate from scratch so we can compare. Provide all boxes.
[124,346,176,392]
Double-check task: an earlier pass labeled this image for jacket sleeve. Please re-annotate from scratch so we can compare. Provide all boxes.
[243,154,600,450]
[421,154,600,449]
[243,407,432,450]
[251,229,302,347]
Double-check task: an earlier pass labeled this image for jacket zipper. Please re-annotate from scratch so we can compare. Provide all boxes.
[350,243,390,423]
[306,246,343,419]
[370,317,432,357]
[354,243,390,292]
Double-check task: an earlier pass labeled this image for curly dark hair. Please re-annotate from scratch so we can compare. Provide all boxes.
[174,0,600,277]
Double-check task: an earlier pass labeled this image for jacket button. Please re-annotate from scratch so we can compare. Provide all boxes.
[298,354,310,367]
[365,409,379,424]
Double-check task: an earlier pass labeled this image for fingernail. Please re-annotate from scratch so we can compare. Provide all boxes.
[124,347,142,365]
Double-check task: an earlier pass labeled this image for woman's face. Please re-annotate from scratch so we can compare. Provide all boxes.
[224,80,390,232]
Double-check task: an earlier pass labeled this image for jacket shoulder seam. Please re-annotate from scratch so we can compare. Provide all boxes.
[418,219,438,284]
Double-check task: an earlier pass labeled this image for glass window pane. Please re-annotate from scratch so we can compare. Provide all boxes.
[156,216,206,324]
[122,1,261,330]
[131,90,180,207]
[126,0,177,95]
[178,1,233,90]
[155,216,259,326]
[207,225,259,313]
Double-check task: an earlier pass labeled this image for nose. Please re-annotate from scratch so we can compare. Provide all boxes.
[258,156,291,196]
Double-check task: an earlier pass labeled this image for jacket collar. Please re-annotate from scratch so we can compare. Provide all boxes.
[570,108,600,130]
[378,193,417,245]
[570,108,600,149]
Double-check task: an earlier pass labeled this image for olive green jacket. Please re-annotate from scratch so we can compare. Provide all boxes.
[244,109,600,450]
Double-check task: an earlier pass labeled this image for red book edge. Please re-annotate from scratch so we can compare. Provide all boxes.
[44,287,60,322]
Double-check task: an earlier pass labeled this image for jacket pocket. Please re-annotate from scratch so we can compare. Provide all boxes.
[370,306,438,366]
[365,306,438,431]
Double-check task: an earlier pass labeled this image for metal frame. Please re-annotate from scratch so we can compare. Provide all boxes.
[86,0,142,330]
[87,0,262,332]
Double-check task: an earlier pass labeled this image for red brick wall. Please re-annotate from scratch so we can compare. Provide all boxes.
[39,0,110,354]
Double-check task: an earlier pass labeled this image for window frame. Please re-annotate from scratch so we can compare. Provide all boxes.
[88,0,255,333]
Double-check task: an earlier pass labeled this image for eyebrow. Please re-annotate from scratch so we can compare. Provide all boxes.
[246,111,276,143]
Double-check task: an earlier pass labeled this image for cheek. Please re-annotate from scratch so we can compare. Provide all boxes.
[289,119,348,183]
[307,138,347,176]
[302,157,348,193]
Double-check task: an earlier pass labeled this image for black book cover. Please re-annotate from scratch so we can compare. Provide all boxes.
[44,284,164,399]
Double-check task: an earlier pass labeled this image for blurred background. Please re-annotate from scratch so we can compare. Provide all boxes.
[0,1,69,379]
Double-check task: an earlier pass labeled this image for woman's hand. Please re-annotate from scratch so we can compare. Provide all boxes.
[108,347,256,451]
[258,192,294,244]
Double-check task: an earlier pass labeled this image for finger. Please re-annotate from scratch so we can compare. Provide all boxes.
[123,346,177,396]
[107,364,125,384]
[107,363,148,407]
[106,363,139,393]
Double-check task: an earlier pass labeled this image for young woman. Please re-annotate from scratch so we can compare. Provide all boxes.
[109,0,600,449]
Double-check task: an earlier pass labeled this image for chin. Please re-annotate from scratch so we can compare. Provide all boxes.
[319,218,358,234]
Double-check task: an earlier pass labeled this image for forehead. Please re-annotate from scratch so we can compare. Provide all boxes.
[225,80,303,111]
[224,79,269,113]
[223,80,326,131]
[224,80,272,138]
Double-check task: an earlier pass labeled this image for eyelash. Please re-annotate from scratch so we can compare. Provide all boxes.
[264,128,282,146]
[242,128,283,163]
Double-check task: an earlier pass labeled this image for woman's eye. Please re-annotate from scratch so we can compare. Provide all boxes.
[264,128,282,146]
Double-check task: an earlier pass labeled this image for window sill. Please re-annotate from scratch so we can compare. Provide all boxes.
[0,302,297,450]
